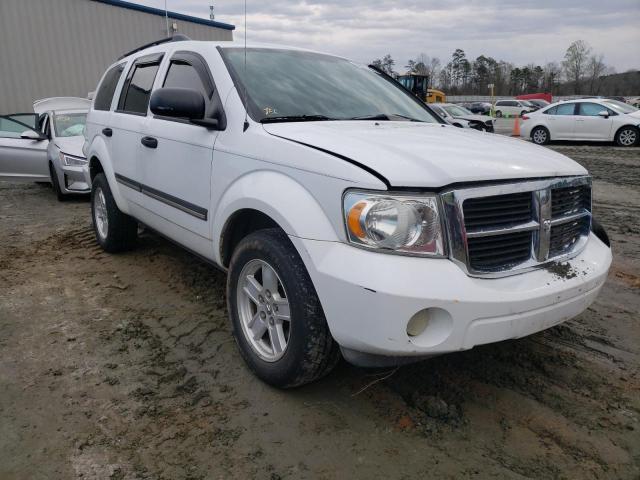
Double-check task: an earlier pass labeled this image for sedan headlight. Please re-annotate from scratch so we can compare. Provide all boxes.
[343,190,445,256]
[59,152,87,166]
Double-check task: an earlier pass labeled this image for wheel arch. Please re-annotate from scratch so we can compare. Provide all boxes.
[85,137,130,213]
[212,170,340,266]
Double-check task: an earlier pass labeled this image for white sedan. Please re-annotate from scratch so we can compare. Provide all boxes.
[521,98,640,147]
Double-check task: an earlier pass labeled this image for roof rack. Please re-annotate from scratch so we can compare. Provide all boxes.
[118,34,191,60]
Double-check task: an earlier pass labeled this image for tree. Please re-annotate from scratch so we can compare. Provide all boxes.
[586,54,607,95]
[563,40,592,94]
[543,62,562,93]
[371,54,396,76]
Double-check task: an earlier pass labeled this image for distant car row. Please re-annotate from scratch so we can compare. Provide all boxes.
[0,97,91,199]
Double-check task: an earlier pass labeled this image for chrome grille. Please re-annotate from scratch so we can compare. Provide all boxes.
[441,176,592,277]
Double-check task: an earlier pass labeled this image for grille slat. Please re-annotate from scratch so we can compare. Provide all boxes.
[460,181,591,273]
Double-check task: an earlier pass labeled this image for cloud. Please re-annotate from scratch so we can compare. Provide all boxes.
[138,0,639,71]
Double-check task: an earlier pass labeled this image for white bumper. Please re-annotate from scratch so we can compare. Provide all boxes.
[291,234,611,361]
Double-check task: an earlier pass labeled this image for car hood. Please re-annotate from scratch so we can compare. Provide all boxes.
[54,136,85,157]
[455,114,492,123]
[263,121,587,187]
[627,110,640,120]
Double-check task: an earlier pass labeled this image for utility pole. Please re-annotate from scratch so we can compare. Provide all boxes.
[164,0,169,36]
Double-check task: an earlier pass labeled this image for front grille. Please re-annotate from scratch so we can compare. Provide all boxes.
[552,185,590,217]
[468,231,532,271]
[463,192,532,229]
[443,176,592,277]
[549,216,590,257]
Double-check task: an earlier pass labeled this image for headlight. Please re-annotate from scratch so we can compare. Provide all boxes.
[343,191,446,256]
[59,152,87,166]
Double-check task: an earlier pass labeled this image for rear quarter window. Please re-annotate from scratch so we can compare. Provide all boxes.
[94,64,125,111]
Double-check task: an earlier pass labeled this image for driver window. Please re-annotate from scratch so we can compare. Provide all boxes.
[0,117,35,139]
[578,103,608,116]
[163,61,211,108]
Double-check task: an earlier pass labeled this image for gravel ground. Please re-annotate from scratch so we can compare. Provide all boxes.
[1,144,639,479]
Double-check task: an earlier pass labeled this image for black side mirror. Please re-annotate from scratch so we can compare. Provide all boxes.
[150,87,220,129]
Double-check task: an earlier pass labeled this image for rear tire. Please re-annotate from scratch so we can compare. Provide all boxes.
[615,126,638,147]
[49,163,65,201]
[227,228,340,388]
[531,126,550,145]
[91,173,137,253]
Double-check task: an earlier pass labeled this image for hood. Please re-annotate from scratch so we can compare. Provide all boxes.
[55,136,85,157]
[33,97,90,114]
[263,121,587,188]
[456,114,492,123]
[628,110,640,120]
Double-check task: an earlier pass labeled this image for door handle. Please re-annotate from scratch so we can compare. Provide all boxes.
[102,128,113,137]
[141,136,158,149]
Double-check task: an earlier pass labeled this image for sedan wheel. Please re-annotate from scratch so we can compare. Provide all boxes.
[532,127,550,145]
[237,259,291,362]
[616,127,638,147]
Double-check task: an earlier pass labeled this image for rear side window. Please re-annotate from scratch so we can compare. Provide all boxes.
[94,64,125,111]
[118,54,163,115]
[555,103,576,115]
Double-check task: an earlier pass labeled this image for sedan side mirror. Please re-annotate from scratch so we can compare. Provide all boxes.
[150,87,220,130]
[20,130,46,141]
[597,110,610,118]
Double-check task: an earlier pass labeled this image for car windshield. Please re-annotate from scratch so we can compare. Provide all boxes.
[220,48,439,123]
[444,105,473,116]
[54,112,86,137]
[603,100,637,114]
[521,100,535,107]
[533,100,550,106]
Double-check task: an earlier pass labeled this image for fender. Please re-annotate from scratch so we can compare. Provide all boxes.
[87,136,132,215]
[212,170,339,265]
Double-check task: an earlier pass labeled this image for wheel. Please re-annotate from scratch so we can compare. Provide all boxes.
[531,126,550,145]
[495,110,502,118]
[91,173,137,252]
[520,111,527,117]
[227,228,340,388]
[49,162,65,201]
[615,126,638,147]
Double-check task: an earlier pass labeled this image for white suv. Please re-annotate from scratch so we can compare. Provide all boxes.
[494,99,536,118]
[83,37,612,387]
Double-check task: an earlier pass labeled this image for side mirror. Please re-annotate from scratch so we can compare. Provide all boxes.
[597,110,609,118]
[20,130,46,141]
[150,87,219,129]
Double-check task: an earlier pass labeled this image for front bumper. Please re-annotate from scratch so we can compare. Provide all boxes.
[60,164,90,194]
[290,233,611,365]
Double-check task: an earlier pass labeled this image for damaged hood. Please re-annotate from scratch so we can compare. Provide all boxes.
[263,121,586,187]
[55,136,85,158]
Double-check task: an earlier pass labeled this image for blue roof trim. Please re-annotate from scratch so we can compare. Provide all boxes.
[92,0,235,30]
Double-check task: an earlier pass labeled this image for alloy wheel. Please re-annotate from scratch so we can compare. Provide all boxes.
[236,259,291,362]
[94,187,109,240]
[619,129,637,146]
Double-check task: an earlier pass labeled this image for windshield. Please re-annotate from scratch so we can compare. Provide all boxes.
[603,100,637,114]
[444,105,473,116]
[221,48,439,123]
[53,112,86,137]
[521,100,535,107]
[532,100,550,106]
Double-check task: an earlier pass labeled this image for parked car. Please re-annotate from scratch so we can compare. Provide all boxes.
[494,99,536,117]
[466,102,492,115]
[521,98,640,147]
[428,104,472,128]
[0,97,90,199]
[527,99,550,109]
[84,36,611,388]
[430,103,494,132]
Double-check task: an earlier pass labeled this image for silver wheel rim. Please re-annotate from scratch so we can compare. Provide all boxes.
[619,129,636,146]
[237,259,291,362]
[94,187,109,240]
[533,129,547,144]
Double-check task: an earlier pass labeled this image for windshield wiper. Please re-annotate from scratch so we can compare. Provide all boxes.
[260,115,334,124]
[346,113,425,122]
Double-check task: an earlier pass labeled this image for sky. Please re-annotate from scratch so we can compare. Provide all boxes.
[135,0,640,72]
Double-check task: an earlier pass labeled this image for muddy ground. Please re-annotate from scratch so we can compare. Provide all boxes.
[1,144,639,479]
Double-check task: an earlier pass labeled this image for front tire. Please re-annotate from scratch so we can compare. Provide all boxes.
[495,110,503,118]
[91,173,137,253]
[227,228,340,388]
[531,126,550,145]
[615,126,638,147]
[49,163,65,201]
